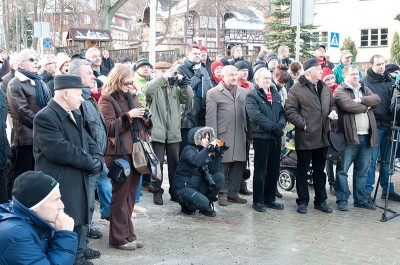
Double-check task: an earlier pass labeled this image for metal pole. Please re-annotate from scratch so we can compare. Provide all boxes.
[295,0,301,61]
[149,0,156,64]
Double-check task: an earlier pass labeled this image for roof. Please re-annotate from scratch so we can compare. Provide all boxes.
[67,28,113,42]
[224,7,265,30]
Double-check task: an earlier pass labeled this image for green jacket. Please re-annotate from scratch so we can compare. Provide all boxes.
[333,61,362,84]
[134,72,150,106]
[143,77,194,143]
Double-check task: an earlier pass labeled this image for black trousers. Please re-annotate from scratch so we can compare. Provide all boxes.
[152,141,180,196]
[0,169,7,204]
[252,138,281,204]
[11,145,34,194]
[296,147,328,206]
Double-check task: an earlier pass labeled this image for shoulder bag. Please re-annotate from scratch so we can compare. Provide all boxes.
[107,119,130,183]
[326,120,346,161]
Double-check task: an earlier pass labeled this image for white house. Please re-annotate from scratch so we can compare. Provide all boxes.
[313,0,400,63]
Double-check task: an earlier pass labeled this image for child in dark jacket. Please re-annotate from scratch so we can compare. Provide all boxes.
[173,126,226,217]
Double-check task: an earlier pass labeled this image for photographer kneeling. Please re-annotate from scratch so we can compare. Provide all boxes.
[173,126,226,217]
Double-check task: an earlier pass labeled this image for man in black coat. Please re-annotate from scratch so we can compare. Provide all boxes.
[229,45,254,81]
[101,50,115,76]
[33,74,103,265]
[363,54,400,202]
[177,44,213,152]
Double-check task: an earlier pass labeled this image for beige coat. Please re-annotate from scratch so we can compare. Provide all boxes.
[206,82,247,163]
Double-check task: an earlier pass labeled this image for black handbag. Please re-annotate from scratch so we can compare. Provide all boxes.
[107,119,131,183]
[326,121,345,161]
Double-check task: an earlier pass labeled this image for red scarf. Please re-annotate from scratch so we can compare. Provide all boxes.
[238,80,251,92]
[213,75,223,84]
[91,89,102,102]
[330,83,339,94]
[316,57,330,69]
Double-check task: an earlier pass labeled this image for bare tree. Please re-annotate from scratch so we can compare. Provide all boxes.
[97,0,129,30]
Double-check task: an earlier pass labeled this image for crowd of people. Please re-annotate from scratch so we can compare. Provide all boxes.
[0,43,400,264]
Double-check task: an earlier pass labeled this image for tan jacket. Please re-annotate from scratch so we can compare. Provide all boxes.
[206,82,248,163]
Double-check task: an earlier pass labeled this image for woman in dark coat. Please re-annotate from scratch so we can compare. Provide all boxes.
[98,65,152,251]
[245,68,286,212]
[0,89,11,203]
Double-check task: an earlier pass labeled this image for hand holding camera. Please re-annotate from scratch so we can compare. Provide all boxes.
[129,106,151,120]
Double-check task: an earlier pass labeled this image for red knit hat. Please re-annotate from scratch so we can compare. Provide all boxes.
[200,45,208,52]
[211,61,224,75]
[321,67,335,81]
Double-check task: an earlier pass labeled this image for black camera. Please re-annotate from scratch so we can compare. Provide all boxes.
[198,163,215,188]
[139,106,152,120]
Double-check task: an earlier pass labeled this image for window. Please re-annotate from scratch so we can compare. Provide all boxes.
[360,28,388,47]
[199,16,217,29]
[310,31,328,48]
[83,15,91,25]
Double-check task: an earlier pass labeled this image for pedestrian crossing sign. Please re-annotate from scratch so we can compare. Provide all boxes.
[330,32,339,48]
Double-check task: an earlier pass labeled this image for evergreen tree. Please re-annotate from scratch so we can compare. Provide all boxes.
[341,37,358,62]
[265,0,318,59]
[390,32,400,64]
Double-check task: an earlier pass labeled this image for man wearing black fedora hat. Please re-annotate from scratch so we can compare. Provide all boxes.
[285,58,338,215]
[33,74,103,265]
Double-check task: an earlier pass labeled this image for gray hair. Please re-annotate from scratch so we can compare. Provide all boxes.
[15,49,37,67]
[221,65,237,76]
[342,64,359,77]
[85,47,100,59]
[258,49,269,60]
[254,67,270,82]
[42,54,57,65]
[69,59,91,76]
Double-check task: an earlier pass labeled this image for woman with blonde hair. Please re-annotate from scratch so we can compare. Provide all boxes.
[98,65,152,250]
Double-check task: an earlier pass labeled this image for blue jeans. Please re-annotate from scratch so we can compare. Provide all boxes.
[135,175,143,203]
[365,128,394,195]
[335,135,371,205]
[97,164,112,219]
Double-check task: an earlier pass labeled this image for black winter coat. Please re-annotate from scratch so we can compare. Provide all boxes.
[0,89,11,169]
[174,127,222,189]
[362,69,395,128]
[80,88,107,154]
[178,64,212,128]
[33,99,103,225]
[245,87,286,140]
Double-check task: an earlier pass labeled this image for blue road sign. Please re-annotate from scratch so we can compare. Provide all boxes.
[330,32,339,48]
[43,38,53,49]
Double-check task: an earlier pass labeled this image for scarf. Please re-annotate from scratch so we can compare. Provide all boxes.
[330,83,339,94]
[212,75,223,84]
[316,57,329,69]
[18,69,50,108]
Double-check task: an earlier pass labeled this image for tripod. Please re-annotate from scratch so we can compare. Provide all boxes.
[372,89,400,222]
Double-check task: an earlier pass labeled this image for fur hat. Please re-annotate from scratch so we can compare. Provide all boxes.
[56,54,71,71]
[13,171,59,209]
[321,68,335,81]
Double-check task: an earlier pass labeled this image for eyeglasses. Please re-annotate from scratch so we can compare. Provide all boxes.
[25,58,39,63]
[123,81,134,86]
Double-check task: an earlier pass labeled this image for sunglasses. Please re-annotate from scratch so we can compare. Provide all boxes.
[123,81,134,86]
[25,58,39,63]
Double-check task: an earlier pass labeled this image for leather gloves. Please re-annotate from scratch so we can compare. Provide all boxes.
[88,158,103,175]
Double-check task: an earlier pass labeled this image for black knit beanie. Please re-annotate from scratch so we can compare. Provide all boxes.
[134,56,151,71]
[234,61,249,71]
[13,171,59,209]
